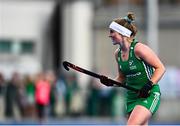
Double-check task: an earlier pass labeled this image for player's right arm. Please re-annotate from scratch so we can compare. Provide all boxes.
[114,48,125,84]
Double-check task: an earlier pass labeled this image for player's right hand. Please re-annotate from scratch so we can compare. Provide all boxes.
[100,75,113,86]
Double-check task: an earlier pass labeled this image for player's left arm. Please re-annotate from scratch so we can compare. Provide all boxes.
[135,43,166,84]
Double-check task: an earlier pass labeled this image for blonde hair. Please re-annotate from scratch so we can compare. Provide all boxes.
[113,12,138,37]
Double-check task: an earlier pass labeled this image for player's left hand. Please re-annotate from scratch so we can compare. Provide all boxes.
[138,80,153,98]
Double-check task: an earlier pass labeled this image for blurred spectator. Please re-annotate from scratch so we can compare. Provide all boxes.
[4,72,20,119]
[65,73,79,116]
[35,72,51,122]
[111,88,125,119]
[45,70,58,118]
[55,73,66,116]
[24,75,36,118]
[69,87,84,116]
[0,73,5,95]
[98,86,114,117]
[86,78,100,116]
[0,73,5,120]
[16,77,27,118]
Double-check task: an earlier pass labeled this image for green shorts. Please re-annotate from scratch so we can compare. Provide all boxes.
[126,91,161,115]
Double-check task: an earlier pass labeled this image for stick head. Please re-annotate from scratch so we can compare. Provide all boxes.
[62,61,70,71]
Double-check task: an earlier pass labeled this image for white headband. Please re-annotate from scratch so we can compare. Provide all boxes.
[109,21,132,37]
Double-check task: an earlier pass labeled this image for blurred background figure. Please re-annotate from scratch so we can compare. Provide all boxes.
[55,73,66,117]
[45,70,58,118]
[0,73,5,121]
[86,78,101,117]
[4,72,21,120]
[35,72,51,122]
[24,75,36,118]
[64,73,81,116]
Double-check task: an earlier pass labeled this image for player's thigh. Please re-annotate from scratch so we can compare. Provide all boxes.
[127,105,152,125]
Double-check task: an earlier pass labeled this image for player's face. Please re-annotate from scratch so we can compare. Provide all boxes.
[109,29,123,45]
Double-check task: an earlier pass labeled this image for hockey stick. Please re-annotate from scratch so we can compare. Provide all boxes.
[62,61,139,93]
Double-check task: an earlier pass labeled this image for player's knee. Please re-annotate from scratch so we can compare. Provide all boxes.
[127,119,148,125]
[127,118,137,125]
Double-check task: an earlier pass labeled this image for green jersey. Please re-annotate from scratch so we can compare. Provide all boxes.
[117,39,161,114]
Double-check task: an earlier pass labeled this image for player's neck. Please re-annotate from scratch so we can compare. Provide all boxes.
[121,41,130,52]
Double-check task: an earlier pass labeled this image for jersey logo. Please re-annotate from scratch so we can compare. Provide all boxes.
[129,60,137,70]
[129,60,133,66]
[143,100,148,104]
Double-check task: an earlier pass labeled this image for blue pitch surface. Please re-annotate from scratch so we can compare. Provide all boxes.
[0,118,180,125]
